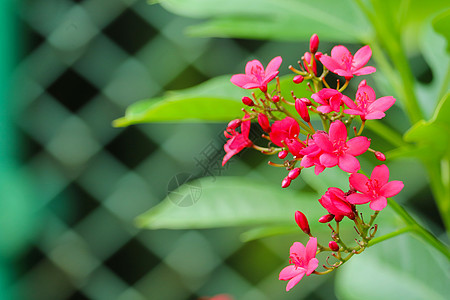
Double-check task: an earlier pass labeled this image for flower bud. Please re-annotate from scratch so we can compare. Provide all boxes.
[293,75,304,84]
[278,150,288,159]
[295,98,310,122]
[295,211,310,234]
[242,96,254,106]
[281,177,291,188]
[374,151,386,161]
[314,52,323,60]
[227,119,241,130]
[301,97,312,106]
[328,241,339,251]
[318,214,334,223]
[302,52,317,75]
[257,113,271,132]
[309,34,319,54]
[272,95,280,103]
[288,168,301,180]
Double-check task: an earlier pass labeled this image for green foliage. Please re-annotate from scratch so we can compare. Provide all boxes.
[135,176,318,229]
[158,0,370,42]
[113,75,312,126]
[389,93,450,161]
[335,234,450,300]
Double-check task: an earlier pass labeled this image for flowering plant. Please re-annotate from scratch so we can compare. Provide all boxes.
[114,0,450,298]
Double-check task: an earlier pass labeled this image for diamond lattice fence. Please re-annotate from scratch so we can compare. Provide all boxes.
[9,1,338,299]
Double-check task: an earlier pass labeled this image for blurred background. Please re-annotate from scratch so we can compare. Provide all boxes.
[1,0,447,300]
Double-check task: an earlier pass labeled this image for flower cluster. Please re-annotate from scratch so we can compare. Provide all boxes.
[223,34,404,291]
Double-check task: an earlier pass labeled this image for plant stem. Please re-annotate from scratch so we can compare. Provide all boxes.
[368,226,414,247]
[387,198,450,259]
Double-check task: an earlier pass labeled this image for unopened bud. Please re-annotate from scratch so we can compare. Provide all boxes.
[314,52,323,60]
[319,214,334,223]
[257,113,271,132]
[329,241,339,251]
[295,211,310,234]
[281,177,291,188]
[227,119,241,130]
[295,98,310,122]
[242,96,254,106]
[278,150,288,159]
[309,34,319,54]
[272,95,280,103]
[374,151,386,161]
[288,168,301,180]
[301,97,312,106]
[293,75,304,84]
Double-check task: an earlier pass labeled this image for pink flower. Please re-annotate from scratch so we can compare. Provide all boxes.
[299,139,325,175]
[343,81,396,120]
[269,117,300,147]
[319,45,376,79]
[314,120,370,173]
[279,237,319,291]
[347,164,404,211]
[222,114,253,166]
[318,187,355,222]
[230,56,282,92]
[312,89,352,114]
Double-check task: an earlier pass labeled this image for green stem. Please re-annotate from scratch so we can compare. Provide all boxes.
[355,0,425,124]
[426,159,450,236]
[387,198,450,259]
[368,226,414,247]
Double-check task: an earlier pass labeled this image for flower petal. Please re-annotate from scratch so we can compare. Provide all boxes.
[352,45,372,69]
[279,265,302,281]
[342,95,357,109]
[329,120,347,142]
[242,82,261,89]
[347,193,371,204]
[265,56,282,75]
[305,237,317,263]
[317,105,332,114]
[306,258,319,276]
[331,45,351,63]
[344,109,364,115]
[314,164,325,175]
[230,74,252,88]
[353,66,376,76]
[262,71,279,86]
[338,154,360,173]
[314,132,333,152]
[286,272,305,291]
[380,180,404,197]
[245,59,263,75]
[349,172,369,193]
[290,241,306,258]
[368,96,396,113]
[346,136,370,156]
[319,55,342,72]
[371,165,389,186]
[369,196,387,211]
[364,112,385,119]
[334,69,353,78]
[320,153,338,167]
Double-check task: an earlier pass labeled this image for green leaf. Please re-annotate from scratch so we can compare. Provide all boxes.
[135,176,318,229]
[389,93,450,161]
[335,234,450,300]
[240,225,298,242]
[113,74,312,127]
[158,0,370,42]
[432,8,450,53]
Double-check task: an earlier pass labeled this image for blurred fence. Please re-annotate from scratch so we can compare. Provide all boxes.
[6,1,337,299]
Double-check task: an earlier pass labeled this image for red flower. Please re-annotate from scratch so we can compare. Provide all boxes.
[347,165,404,211]
[230,56,282,92]
[222,114,253,166]
[269,117,300,147]
[319,45,376,79]
[299,139,325,175]
[318,187,355,222]
[314,120,370,173]
[343,81,396,121]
